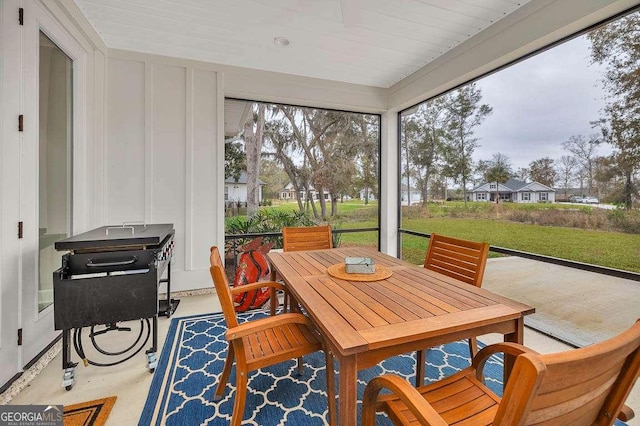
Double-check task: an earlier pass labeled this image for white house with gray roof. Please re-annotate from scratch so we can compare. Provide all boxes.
[471,178,556,203]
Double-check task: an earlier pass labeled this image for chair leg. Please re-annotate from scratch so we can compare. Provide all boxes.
[269,288,277,316]
[415,349,426,387]
[230,369,248,426]
[296,357,304,376]
[324,348,336,426]
[214,345,235,401]
[469,337,478,359]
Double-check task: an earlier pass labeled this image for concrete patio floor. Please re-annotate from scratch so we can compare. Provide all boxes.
[483,256,640,347]
[1,256,639,425]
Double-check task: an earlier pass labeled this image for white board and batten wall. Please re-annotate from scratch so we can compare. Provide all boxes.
[107,53,219,291]
[105,49,387,291]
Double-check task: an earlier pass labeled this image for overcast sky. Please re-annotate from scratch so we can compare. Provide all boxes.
[473,33,611,171]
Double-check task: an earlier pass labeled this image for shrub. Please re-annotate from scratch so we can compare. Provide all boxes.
[225,209,320,252]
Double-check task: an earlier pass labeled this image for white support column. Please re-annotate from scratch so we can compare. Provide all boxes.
[379,110,399,256]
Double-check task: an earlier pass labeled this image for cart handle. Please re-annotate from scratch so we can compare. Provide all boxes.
[86,257,138,268]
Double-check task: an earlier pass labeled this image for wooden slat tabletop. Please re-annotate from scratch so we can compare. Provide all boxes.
[268,247,534,357]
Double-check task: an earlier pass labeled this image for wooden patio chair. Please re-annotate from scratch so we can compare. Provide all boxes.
[209,246,336,426]
[423,233,490,359]
[363,319,640,426]
[282,225,333,252]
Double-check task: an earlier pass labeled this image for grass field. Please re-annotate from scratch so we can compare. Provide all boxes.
[235,200,640,273]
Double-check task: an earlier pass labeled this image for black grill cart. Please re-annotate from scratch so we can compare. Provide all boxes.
[53,223,176,390]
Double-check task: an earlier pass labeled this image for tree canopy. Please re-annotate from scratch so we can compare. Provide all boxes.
[589,11,640,209]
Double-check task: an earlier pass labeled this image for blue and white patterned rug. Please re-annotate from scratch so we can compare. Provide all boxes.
[138,310,626,425]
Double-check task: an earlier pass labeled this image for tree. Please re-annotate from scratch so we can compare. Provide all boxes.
[442,84,493,206]
[263,117,307,212]
[483,153,512,203]
[529,157,556,187]
[592,155,616,201]
[474,159,491,187]
[224,141,245,182]
[275,106,355,219]
[355,115,379,205]
[403,97,448,206]
[556,155,579,199]
[588,11,640,209]
[515,167,529,182]
[595,110,639,208]
[562,134,601,196]
[243,104,266,217]
[259,158,289,200]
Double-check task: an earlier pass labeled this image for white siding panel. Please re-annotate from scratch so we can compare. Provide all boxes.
[191,69,219,271]
[152,64,187,271]
[106,58,146,223]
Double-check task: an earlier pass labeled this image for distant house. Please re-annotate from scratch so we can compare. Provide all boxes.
[470,178,555,203]
[359,188,377,201]
[225,172,264,205]
[280,183,333,201]
[400,184,421,205]
[280,183,318,201]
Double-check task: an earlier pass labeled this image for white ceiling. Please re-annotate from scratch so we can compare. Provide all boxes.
[73,0,532,88]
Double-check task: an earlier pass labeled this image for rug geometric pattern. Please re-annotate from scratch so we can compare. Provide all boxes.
[139,310,628,425]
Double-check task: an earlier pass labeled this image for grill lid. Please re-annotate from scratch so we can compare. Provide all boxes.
[55,223,174,251]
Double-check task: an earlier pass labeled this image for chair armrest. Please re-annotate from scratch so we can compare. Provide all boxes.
[226,313,312,340]
[362,374,448,426]
[618,404,635,422]
[472,342,539,382]
[229,280,285,295]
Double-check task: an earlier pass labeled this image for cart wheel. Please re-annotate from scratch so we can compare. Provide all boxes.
[146,352,158,371]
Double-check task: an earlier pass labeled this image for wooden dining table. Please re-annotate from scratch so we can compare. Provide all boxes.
[267,247,535,426]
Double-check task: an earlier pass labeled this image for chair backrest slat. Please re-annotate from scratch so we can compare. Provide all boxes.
[495,320,640,425]
[424,233,489,287]
[210,246,239,328]
[282,225,333,252]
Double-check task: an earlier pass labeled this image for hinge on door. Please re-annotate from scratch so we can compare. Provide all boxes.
[19,8,24,26]
[18,329,23,346]
[19,115,24,132]
[18,221,23,239]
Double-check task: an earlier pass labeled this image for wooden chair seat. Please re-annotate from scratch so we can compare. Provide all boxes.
[234,313,323,370]
[363,321,640,426]
[380,358,503,425]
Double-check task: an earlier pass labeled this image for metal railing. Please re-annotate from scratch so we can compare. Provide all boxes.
[224,227,380,265]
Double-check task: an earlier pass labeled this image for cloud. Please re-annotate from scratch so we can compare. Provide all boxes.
[473,34,611,169]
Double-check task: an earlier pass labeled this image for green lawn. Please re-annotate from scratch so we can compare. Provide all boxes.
[241,200,640,273]
[267,200,378,217]
[399,218,640,272]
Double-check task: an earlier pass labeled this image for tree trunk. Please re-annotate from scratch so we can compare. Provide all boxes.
[244,104,265,217]
[462,176,468,208]
[318,188,327,218]
[331,196,338,216]
[294,185,304,212]
[624,170,633,210]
